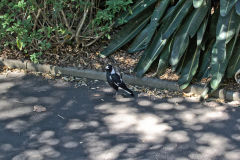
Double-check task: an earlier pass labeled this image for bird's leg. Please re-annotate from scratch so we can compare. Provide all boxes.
[114,90,118,98]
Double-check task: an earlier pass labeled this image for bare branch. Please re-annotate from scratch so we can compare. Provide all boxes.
[33,8,42,31]
[60,10,72,32]
[82,32,104,47]
[75,6,89,46]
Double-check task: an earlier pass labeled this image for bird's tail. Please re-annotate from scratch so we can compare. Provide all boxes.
[122,85,134,97]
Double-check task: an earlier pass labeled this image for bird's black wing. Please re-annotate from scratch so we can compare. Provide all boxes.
[110,73,122,87]
[110,73,134,96]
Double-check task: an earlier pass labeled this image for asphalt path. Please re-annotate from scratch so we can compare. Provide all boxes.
[0,71,240,160]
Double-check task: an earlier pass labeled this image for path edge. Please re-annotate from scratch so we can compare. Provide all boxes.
[0,58,239,101]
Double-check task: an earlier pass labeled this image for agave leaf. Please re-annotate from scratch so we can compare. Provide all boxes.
[197,40,215,80]
[154,37,174,76]
[128,0,170,53]
[193,0,204,8]
[210,33,238,91]
[220,0,238,16]
[161,0,193,39]
[236,0,240,16]
[178,45,201,90]
[100,11,151,57]
[115,0,157,27]
[135,30,167,77]
[215,7,240,62]
[170,1,209,69]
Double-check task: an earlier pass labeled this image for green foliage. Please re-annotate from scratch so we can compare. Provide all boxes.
[93,0,133,35]
[0,0,133,62]
[30,52,42,64]
[101,0,240,95]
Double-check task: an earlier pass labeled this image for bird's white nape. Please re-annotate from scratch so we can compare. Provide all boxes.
[111,68,116,74]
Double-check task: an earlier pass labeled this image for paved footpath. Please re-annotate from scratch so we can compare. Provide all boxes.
[0,71,240,160]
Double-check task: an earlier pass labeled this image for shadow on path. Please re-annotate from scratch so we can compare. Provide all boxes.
[0,72,240,160]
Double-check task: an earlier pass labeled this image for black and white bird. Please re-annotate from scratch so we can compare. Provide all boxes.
[105,64,134,97]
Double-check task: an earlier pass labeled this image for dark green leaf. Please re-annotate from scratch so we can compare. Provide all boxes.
[170,1,209,68]
[170,26,189,69]
[226,38,240,78]
[189,0,210,38]
[154,37,174,76]
[178,45,201,90]
[100,11,151,57]
[135,30,167,77]
[197,40,215,80]
[128,0,170,53]
[197,16,208,46]
[162,0,193,39]
[115,0,157,27]
[161,0,187,22]
[210,34,238,91]
[175,49,189,74]
[208,7,220,39]
[215,8,240,62]
[226,22,240,78]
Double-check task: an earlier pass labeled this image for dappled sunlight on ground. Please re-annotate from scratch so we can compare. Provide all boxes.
[0,72,240,160]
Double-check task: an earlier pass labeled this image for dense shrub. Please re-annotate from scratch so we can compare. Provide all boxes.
[0,0,133,63]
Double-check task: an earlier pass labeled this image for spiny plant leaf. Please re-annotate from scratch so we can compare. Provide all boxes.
[100,11,152,57]
[135,30,167,77]
[193,0,204,8]
[115,0,157,27]
[161,0,193,39]
[214,7,240,62]
[128,0,170,53]
[220,0,238,16]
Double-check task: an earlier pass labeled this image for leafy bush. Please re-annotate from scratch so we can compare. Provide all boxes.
[101,0,240,97]
[0,0,133,63]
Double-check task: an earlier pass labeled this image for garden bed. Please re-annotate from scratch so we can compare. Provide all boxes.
[1,43,239,93]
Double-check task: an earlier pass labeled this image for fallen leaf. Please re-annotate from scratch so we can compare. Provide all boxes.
[33,105,47,112]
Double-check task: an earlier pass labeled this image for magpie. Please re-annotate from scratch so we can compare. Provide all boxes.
[105,64,134,97]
